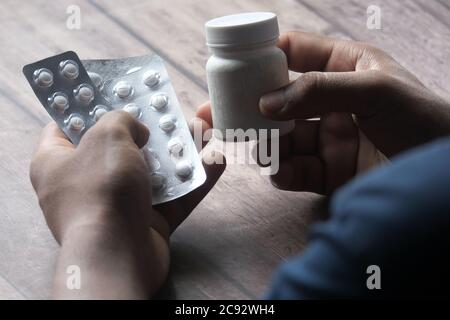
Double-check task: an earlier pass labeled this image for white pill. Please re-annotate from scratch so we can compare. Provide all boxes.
[60,60,79,79]
[175,160,193,178]
[88,72,103,89]
[159,114,176,132]
[34,68,53,87]
[74,84,94,104]
[123,103,141,119]
[143,70,160,87]
[93,105,108,121]
[68,115,85,132]
[167,137,184,156]
[150,93,168,110]
[114,81,133,98]
[151,173,166,190]
[49,92,68,112]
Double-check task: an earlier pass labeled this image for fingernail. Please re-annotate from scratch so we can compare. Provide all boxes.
[259,90,286,114]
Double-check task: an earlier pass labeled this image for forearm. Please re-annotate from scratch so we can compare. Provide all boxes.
[52,220,169,299]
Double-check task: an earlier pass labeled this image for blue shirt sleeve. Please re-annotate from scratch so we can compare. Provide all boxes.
[265,137,450,299]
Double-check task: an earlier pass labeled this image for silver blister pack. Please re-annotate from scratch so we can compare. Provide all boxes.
[23,51,206,205]
[23,51,110,145]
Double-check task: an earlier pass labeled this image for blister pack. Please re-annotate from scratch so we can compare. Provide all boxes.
[23,51,206,205]
[23,51,109,145]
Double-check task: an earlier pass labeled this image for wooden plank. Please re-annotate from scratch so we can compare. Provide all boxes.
[0,0,328,299]
[0,0,210,299]
[0,0,207,121]
[298,0,450,99]
[0,273,26,300]
[89,0,332,93]
[414,0,450,29]
[0,93,56,300]
[3,0,446,299]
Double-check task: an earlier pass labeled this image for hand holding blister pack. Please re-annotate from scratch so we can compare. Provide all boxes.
[23,51,206,205]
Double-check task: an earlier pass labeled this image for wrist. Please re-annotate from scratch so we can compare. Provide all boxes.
[55,218,170,299]
[51,201,152,244]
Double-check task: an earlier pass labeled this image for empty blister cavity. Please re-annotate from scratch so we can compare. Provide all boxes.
[123,103,141,119]
[150,93,168,110]
[143,148,161,172]
[127,67,141,75]
[168,137,184,156]
[66,114,85,132]
[59,60,79,80]
[33,68,53,87]
[91,105,109,122]
[150,173,166,190]
[87,72,103,89]
[143,70,160,87]
[114,81,133,98]
[175,160,193,179]
[48,92,69,113]
[74,83,94,105]
[159,114,177,132]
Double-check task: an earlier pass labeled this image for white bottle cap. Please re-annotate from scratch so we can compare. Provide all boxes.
[205,12,279,48]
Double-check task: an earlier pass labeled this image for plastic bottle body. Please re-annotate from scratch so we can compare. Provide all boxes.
[206,42,295,141]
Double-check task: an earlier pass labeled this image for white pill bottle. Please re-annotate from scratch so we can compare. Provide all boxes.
[205,12,294,141]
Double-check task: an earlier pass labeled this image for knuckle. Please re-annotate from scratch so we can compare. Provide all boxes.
[282,72,326,116]
[300,72,325,89]
[356,41,381,55]
[89,115,132,143]
[101,110,134,130]
[294,72,325,99]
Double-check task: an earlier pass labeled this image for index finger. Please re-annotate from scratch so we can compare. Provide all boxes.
[278,31,359,72]
[37,122,75,151]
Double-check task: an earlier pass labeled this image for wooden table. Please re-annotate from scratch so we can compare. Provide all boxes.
[0,0,449,299]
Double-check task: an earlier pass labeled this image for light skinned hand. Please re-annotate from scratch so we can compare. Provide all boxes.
[30,110,225,298]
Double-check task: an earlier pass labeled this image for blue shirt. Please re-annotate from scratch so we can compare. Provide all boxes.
[266,137,450,299]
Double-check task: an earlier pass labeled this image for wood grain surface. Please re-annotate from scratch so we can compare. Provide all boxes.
[0,0,448,299]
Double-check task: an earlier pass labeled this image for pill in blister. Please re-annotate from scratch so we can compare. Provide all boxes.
[143,70,160,87]
[150,93,168,110]
[59,60,79,80]
[114,81,133,98]
[87,72,103,89]
[66,114,85,132]
[91,105,109,122]
[143,148,161,172]
[123,103,141,119]
[74,83,94,104]
[23,52,208,206]
[151,173,166,190]
[168,137,184,156]
[48,92,69,112]
[33,68,53,87]
[175,160,193,178]
[159,114,176,132]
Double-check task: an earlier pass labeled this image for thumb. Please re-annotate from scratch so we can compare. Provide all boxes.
[259,70,387,120]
